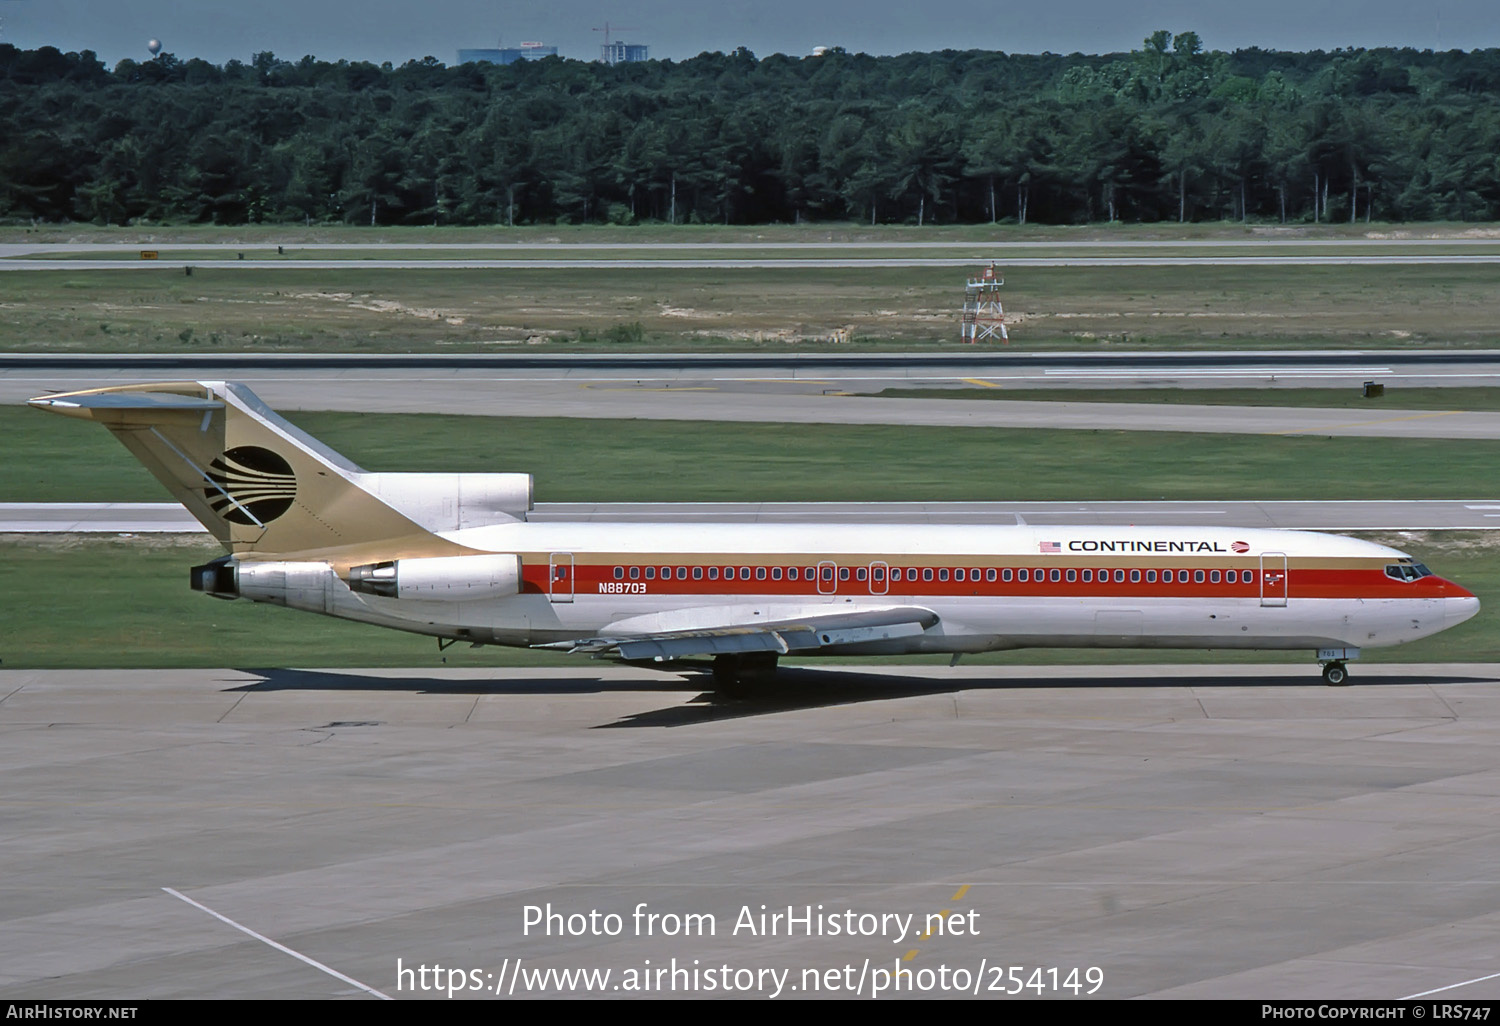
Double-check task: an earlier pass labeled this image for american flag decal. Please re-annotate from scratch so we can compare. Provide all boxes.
[1040,541,1061,553]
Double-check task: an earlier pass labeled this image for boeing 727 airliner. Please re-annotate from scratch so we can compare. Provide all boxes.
[30,381,1480,689]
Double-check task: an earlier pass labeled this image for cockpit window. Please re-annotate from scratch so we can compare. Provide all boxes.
[1384,563,1433,583]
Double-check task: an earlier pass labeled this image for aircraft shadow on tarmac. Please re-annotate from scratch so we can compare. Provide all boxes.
[225,665,1500,729]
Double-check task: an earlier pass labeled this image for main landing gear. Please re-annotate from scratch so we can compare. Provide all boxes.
[1321,662,1349,686]
[712,653,779,698]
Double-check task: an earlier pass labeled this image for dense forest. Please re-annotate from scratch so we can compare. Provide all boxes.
[4,32,1500,227]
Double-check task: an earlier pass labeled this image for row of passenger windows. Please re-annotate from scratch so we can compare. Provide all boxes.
[610,564,1257,585]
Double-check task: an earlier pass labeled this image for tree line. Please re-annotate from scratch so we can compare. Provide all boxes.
[3,32,1500,227]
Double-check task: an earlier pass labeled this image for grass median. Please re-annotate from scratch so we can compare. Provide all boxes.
[11,405,1500,504]
[3,261,1497,352]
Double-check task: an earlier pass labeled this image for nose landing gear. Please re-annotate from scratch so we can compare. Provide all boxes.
[1317,647,1359,686]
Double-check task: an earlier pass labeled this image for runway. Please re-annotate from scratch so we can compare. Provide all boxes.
[3,236,1500,271]
[8,499,1500,533]
[12,352,1500,439]
[4,664,1500,1000]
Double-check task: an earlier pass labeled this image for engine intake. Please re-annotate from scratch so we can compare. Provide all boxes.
[348,553,522,600]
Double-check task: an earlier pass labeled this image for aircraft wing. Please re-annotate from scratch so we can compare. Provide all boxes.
[542,604,940,660]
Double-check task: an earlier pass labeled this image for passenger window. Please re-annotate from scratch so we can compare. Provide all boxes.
[822,566,834,581]
[1225,570,1235,584]
[1194,570,1205,583]
[938,568,949,582]
[677,567,687,580]
[1146,569,1156,583]
[839,567,849,581]
[630,566,640,580]
[923,568,934,582]
[1002,568,1013,582]
[1066,569,1077,582]
[1210,570,1221,584]
[891,568,901,582]
[1082,569,1092,583]
[772,567,782,581]
[708,567,719,581]
[693,566,703,580]
[645,566,655,580]
[1162,569,1173,583]
[953,568,964,582]
[1129,569,1140,583]
[873,566,885,582]
[740,567,751,580]
[614,566,624,580]
[1017,569,1028,583]
[856,567,867,581]
[1050,569,1061,582]
[986,568,997,582]
[755,567,766,580]
[788,567,798,581]
[1113,569,1125,583]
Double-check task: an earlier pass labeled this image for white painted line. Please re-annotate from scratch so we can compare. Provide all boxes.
[1400,969,1500,999]
[162,886,392,1000]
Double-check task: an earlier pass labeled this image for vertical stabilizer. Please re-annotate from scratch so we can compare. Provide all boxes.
[29,381,456,562]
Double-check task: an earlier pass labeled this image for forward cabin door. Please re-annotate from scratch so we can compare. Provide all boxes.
[549,552,574,603]
[1260,552,1288,607]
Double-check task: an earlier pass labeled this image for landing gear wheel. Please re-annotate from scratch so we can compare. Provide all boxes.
[1322,662,1349,686]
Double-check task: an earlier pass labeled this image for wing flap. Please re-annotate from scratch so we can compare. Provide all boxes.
[545,605,938,660]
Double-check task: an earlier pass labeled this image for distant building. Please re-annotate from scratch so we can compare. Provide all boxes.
[457,43,558,66]
[600,41,649,65]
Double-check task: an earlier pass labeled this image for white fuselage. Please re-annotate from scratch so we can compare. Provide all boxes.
[246,521,1480,657]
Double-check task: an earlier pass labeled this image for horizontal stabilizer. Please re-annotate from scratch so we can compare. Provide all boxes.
[30,392,222,413]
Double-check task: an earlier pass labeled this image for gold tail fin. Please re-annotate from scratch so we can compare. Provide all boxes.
[29,381,449,563]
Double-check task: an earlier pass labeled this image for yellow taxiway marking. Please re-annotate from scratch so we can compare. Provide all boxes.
[960,377,1002,388]
[1271,409,1465,435]
[917,909,953,940]
[896,887,974,965]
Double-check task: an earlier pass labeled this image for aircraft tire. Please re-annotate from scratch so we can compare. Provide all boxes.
[1322,662,1349,686]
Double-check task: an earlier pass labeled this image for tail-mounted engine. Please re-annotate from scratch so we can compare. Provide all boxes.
[347,554,522,600]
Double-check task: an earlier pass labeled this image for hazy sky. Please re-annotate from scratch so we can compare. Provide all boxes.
[3,1,1497,67]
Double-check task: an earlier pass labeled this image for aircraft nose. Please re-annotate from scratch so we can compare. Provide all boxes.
[1446,594,1481,625]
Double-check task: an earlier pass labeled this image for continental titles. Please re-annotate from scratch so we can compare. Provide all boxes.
[1069,540,1228,553]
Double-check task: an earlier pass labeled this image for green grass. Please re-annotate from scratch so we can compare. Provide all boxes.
[3,260,1498,352]
[873,386,1500,411]
[1,532,1492,669]
[10,405,1500,505]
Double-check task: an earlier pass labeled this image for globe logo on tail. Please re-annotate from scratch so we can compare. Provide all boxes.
[205,446,296,525]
